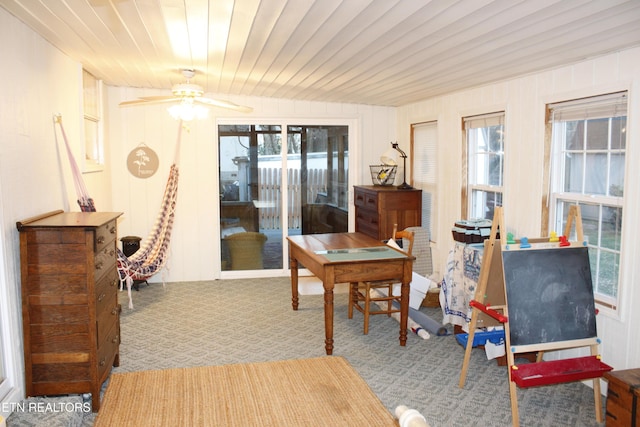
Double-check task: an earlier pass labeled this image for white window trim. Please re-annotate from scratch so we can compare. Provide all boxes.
[82,69,105,173]
[464,111,505,219]
[411,120,437,240]
[547,92,627,313]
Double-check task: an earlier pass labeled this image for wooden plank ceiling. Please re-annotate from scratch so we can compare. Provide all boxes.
[2,0,640,106]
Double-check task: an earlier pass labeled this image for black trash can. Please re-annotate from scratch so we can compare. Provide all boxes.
[120,236,147,290]
[120,236,142,257]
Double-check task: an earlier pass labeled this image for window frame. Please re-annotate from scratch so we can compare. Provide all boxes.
[462,112,505,220]
[82,69,104,172]
[410,120,437,239]
[545,92,627,311]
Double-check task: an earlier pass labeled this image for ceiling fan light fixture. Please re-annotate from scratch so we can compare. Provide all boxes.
[120,68,252,114]
[168,100,208,121]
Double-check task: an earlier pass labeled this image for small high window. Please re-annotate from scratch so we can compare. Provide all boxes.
[83,69,103,171]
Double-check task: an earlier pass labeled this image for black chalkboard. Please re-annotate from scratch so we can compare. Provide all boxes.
[502,246,597,347]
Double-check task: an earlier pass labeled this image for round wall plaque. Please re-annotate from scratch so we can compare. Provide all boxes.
[127,144,159,178]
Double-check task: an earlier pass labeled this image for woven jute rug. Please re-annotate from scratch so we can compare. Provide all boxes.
[94,356,399,426]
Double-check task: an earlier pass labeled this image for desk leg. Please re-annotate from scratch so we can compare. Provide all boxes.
[290,256,299,310]
[323,276,335,355]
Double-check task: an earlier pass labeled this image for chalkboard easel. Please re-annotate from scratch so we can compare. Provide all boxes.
[458,206,612,427]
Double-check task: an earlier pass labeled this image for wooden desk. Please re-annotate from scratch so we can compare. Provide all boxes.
[287,232,414,355]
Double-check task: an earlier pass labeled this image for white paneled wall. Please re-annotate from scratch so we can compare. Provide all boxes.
[0,8,116,415]
[397,47,640,371]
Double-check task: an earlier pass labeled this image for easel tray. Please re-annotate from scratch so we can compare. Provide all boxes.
[511,355,612,388]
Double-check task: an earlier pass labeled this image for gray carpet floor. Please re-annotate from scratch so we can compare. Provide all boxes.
[8,277,606,426]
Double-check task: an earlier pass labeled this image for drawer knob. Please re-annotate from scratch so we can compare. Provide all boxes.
[112,334,120,344]
[97,236,105,244]
[111,307,118,315]
[96,262,103,270]
[98,292,106,302]
[99,358,106,367]
[109,226,116,234]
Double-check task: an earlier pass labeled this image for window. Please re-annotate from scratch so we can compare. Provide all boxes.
[547,92,627,309]
[83,69,103,170]
[463,112,505,219]
[411,121,437,238]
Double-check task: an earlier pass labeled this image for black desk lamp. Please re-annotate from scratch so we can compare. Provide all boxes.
[384,141,412,189]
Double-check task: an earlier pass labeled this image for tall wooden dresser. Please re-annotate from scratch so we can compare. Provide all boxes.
[354,185,422,240]
[17,210,122,411]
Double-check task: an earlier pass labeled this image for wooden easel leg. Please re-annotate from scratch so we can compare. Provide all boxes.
[458,309,479,388]
[506,342,520,427]
[509,381,520,427]
[563,205,584,242]
[593,378,603,422]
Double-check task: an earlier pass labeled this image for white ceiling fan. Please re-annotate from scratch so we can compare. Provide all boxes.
[119,69,253,115]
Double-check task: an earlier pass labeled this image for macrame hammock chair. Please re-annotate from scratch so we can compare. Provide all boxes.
[54,114,182,308]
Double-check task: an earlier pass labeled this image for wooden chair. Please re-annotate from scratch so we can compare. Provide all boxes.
[348,225,415,334]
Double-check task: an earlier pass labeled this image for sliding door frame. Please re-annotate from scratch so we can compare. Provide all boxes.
[216,117,359,279]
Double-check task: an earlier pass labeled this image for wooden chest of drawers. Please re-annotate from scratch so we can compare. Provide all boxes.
[604,368,640,426]
[354,185,422,240]
[17,210,122,411]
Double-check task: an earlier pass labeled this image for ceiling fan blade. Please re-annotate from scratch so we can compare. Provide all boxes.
[119,96,179,107]
[195,97,253,113]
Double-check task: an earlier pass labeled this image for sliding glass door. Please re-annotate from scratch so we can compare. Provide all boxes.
[289,126,348,235]
[219,124,348,271]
